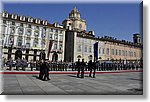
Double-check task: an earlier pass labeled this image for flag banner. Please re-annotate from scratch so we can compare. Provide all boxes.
[94,42,98,61]
[47,40,53,58]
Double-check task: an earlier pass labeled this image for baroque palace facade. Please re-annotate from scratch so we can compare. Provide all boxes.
[0,7,142,62]
[63,7,142,62]
[0,12,65,62]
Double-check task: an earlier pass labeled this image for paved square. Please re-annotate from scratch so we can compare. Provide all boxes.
[1,72,143,95]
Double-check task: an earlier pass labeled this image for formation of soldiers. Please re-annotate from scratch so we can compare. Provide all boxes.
[2,57,28,71]
[2,57,142,72]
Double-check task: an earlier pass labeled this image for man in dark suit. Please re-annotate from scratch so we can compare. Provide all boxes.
[88,59,93,77]
[39,60,44,80]
[76,59,81,78]
[81,59,86,78]
[93,61,97,78]
[43,61,50,81]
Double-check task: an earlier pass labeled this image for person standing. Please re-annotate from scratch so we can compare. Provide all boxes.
[81,59,86,78]
[21,58,27,71]
[88,59,93,77]
[2,57,6,68]
[39,60,44,80]
[43,60,50,81]
[76,59,81,78]
[16,58,21,71]
[8,58,13,70]
[30,60,34,71]
[93,61,97,78]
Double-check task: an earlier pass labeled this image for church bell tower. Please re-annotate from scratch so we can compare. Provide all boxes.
[62,6,87,31]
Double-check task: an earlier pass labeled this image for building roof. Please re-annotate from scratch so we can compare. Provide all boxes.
[1,11,65,30]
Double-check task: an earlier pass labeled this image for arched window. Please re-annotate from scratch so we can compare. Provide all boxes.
[8,35,14,46]
[33,38,38,47]
[17,37,22,47]
[18,28,24,35]
[10,26,15,34]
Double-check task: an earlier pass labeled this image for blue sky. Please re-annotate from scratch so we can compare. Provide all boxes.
[3,2,142,41]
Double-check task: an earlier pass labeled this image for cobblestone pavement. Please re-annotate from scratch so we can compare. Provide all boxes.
[1,72,143,95]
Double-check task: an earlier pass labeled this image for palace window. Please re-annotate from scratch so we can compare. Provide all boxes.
[35,26,39,30]
[17,37,22,47]
[54,34,58,40]
[20,16,25,21]
[26,29,31,36]
[50,28,53,33]
[41,40,45,48]
[28,17,33,22]
[41,33,46,38]
[1,25,6,34]
[3,20,6,24]
[84,45,87,52]
[55,29,58,33]
[59,43,63,51]
[12,21,15,25]
[26,42,30,48]
[102,48,105,54]
[119,50,121,55]
[131,51,133,57]
[8,36,14,45]
[10,27,15,34]
[35,19,41,24]
[20,23,23,27]
[18,28,23,35]
[34,30,39,37]
[28,24,31,28]
[107,48,109,55]
[42,28,46,34]
[112,49,114,55]
[122,50,125,56]
[2,12,8,18]
[99,48,101,54]
[89,46,92,53]
[11,14,17,19]
[54,43,57,50]
[50,34,53,40]
[115,49,118,55]
[33,39,38,47]
[77,45,81,52]
[134,52,136,57]
[60,30,63,34]
[125,51,127,56]
[59,35,63,41]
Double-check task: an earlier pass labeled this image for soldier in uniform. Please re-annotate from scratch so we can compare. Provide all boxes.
[21,58,27,71]
[76,59,81,78]
[8,58,13,70]
[30,60,34,71]
[16,58,21,71]
[81,59,86,78]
